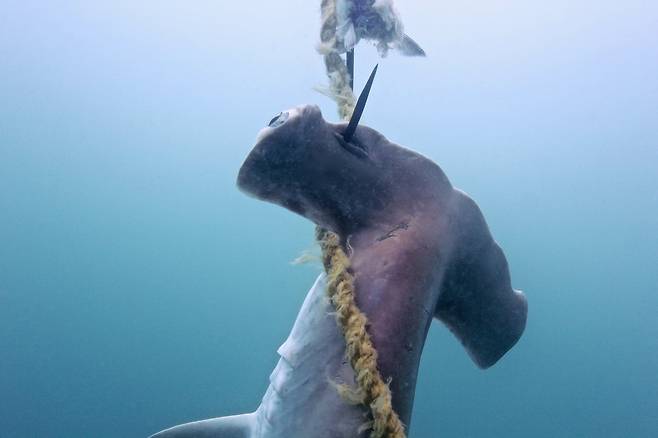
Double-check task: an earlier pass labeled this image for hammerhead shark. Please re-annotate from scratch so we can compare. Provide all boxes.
[150,67,527,437]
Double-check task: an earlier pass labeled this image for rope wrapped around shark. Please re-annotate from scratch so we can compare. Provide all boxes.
[149,2,528,438]
[317,1,425,437]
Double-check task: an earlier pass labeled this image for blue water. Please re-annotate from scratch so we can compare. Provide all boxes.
[1,1,657,437]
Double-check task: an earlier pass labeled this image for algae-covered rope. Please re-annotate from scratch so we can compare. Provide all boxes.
[317,229,406,438]
[319,0,356,120]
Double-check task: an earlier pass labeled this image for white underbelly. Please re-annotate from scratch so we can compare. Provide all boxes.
[253,274,366,438]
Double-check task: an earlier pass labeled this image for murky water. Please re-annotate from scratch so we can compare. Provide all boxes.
[1,1,657,437]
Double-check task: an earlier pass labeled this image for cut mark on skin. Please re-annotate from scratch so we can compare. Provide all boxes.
[376,222,410,242]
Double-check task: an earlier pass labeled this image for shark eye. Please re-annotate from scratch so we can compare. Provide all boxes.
[268,111,289,128]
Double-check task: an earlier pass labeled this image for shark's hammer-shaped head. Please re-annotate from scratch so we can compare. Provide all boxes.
[237,103,527,370]
[238,66,526,372]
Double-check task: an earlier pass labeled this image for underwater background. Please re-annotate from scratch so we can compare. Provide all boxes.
[1,1,657,437]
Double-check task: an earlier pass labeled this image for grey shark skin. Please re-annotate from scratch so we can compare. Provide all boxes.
[150,105,527,437]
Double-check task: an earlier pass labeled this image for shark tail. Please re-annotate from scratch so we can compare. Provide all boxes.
[149,413,255,438]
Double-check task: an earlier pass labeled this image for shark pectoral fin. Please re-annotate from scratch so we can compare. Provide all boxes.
[149,413,255,438]
[397,34,426,57]
[435,191,528,369]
